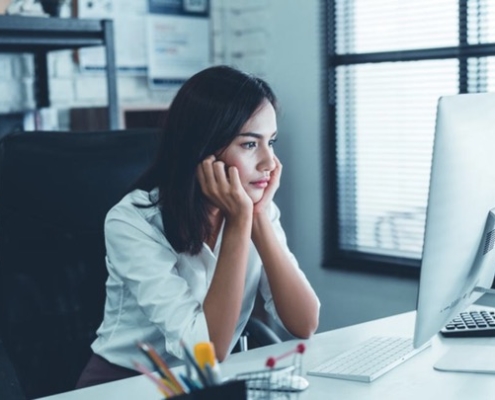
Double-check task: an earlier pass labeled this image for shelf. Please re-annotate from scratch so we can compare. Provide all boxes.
[0,15,118,129]
[0,16,106,51]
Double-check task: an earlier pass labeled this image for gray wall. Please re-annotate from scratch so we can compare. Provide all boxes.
[264,1,418,333]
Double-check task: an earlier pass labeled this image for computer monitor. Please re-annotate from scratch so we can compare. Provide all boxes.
[413,92,495,350]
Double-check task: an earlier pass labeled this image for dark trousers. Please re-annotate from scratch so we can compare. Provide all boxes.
[76,353,140,389]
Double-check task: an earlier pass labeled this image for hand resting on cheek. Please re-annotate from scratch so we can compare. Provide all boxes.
[196,155,253,220]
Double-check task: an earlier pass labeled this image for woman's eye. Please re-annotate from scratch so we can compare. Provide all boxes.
[241,142,257,149]
[269,138,278,147]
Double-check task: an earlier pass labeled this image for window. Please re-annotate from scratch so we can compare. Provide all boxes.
[324,0,495,274]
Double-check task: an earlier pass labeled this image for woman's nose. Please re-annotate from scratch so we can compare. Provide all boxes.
[259,148,276,172]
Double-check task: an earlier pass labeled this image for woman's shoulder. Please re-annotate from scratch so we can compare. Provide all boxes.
[104,188,178,255]
[106,188,162,229]
[122,187,159,207]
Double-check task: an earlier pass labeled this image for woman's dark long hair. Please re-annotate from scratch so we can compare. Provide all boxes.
[133,65,277,255]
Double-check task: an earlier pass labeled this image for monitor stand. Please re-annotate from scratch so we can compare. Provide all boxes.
[434,345,495,374]
[473,287,495,296]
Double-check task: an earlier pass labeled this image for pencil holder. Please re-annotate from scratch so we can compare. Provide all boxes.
[171,379,246,400]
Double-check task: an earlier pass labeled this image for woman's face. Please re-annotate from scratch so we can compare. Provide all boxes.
[217,100,278,203]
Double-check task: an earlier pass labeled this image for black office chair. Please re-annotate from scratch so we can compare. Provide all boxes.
[0,130,158,399]
[0,129,280,399]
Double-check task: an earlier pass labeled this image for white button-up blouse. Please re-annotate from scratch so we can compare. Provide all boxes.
[91,188,313,371]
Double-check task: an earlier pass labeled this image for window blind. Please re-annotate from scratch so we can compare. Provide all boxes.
[329,0,495,268]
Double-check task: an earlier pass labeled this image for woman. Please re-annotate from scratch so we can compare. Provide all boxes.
[77,65,320,388]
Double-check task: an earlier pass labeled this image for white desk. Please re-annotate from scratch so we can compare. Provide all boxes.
[37,309,495,400]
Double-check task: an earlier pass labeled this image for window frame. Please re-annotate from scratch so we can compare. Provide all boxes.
[323,0,495,277]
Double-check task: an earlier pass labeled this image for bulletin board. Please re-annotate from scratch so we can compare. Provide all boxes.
[76,0,211,87]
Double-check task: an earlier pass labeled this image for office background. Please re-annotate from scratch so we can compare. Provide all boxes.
[0,0,419,334]
[257,1,418,333]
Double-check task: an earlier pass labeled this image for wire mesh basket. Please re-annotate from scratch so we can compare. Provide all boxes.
[234,343,308,400]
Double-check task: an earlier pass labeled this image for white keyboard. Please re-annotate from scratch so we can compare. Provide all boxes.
[307,336,430,382]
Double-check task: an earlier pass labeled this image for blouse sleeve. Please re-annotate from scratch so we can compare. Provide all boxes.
[104,204,210,360]
[258,202,320,332]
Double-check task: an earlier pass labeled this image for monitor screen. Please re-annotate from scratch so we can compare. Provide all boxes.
[413,92,495,349]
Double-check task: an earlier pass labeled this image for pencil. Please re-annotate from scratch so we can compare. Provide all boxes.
[161,377,181,396]
[133,361,174,398]
[137,342,185,394]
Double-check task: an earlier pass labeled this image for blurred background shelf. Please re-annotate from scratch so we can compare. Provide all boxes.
[0,15,118,129]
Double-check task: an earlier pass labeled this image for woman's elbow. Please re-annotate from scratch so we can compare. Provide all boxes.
[292,315,319,339]
[213,342,229,363]
[304,317,319,338]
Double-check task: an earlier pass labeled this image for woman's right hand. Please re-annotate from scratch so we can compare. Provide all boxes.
[198,156,253,359]
[197,155,253,220]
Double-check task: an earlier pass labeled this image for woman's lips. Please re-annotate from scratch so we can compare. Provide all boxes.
[250,179,269,189]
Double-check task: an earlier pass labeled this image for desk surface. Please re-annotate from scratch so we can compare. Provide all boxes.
[37,309,495,400]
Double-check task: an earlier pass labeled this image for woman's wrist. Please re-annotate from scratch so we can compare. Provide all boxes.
[251,211,271,242]
[225,209,253,229]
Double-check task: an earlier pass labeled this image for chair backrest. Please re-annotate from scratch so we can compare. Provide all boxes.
[0,129,158,399]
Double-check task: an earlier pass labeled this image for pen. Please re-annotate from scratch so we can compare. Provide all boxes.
[179,373,199,392]
[204,363,216,386]
[194,341,222,385]
[180,340,209,387]
[137,342,185,394]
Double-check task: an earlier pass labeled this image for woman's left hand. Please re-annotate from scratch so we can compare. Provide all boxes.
[253,155,282,215]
